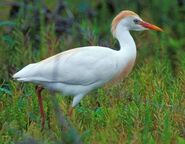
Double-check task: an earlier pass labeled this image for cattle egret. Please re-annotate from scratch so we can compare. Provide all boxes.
[13,10,162,128]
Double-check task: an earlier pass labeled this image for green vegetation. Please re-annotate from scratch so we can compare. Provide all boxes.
[0,0,185,143]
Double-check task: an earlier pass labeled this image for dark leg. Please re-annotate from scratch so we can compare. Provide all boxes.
[67,106,74,117]
[35,85,45,130]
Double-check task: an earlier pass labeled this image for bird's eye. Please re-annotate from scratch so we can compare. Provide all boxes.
[133,19,140,24]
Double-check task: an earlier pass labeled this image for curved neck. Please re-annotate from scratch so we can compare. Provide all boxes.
[115,25,136,56]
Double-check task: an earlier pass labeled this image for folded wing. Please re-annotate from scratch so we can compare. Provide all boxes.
[13,47,117,86]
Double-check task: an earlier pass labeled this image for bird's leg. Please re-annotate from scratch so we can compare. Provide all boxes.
[67,94,84,117]
[35,85,45,130]
[67,106,74,117]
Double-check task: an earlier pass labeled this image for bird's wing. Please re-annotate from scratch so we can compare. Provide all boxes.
[14,46,118,85]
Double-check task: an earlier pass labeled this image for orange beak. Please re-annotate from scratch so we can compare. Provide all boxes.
[140,21,163,32]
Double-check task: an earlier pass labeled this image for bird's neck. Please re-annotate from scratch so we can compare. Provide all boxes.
[111,26,137,80]
[115,26,136,57]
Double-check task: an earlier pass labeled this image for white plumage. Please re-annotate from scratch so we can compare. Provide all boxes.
[13,10,162,123]
[13,46,135,107]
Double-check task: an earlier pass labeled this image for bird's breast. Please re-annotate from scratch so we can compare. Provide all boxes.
[112,57,136,82]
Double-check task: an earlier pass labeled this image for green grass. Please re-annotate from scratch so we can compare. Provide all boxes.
[0,0,185,143]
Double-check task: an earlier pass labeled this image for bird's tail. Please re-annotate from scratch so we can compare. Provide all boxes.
[13,63,36,82]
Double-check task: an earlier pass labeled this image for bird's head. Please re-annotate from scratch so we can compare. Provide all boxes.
[111,10,163,37]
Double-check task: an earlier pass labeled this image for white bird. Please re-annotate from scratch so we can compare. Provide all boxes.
[13,10,162,128]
